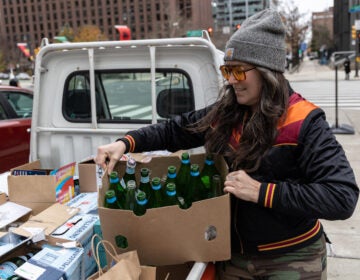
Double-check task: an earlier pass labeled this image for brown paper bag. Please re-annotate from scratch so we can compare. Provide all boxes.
[88,234,155,280]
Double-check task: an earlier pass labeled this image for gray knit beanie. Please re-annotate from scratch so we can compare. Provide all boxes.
[224,9,286,73]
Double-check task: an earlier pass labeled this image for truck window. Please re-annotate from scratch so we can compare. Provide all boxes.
[62,70,194,123]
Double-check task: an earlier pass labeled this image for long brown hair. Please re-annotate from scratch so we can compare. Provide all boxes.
[190,67,289,172]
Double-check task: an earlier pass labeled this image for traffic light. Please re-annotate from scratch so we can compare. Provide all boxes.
[352,25,356,39]
[207,27,213,37]
[236,24,241,30]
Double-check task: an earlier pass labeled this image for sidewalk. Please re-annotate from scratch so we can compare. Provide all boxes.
[286,59,360,279]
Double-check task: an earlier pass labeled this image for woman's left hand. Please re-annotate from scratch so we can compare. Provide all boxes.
[224,170,261,203]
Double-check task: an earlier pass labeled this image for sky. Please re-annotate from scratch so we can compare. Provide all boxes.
[292,0,333,18]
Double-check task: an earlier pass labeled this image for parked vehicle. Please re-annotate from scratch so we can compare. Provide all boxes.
[16,72,32,80]
[30,35,224,169]
[0,86,33,173]
[0,72,10,79]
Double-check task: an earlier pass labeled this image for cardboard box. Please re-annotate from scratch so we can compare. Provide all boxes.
[0,192,6,205]
[66,192,98,215]
[8,160,76,215]
[98,153,231,266]
[19,245,84,280]
[50,214,99,278]
[0,201,32,231]
[78,159,103,193]
[0,231,31,260]
[12,203,79,243]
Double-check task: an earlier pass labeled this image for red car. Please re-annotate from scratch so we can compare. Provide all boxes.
[0,85,33,173]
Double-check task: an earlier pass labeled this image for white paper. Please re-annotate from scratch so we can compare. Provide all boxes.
[0,171,10,195]
[15,262,46,280]
[0,201,32,228]
[22,227,46,243]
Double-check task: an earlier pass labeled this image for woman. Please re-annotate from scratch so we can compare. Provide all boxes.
[96,9,358,279]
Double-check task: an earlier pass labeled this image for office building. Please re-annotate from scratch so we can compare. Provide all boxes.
[213,0,270,31]
[0,0,213,68]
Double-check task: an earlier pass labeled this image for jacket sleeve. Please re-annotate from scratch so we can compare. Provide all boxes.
[258,109,359,220]
[118,105,214,153]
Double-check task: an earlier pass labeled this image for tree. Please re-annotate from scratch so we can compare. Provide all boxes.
[311,26,332,55]
[279,0,309,67]
[73,25,108,42]
[58,23,75,42]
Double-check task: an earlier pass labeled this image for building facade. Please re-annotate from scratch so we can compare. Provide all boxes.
[0,0,213,70]
[213,0,270,30]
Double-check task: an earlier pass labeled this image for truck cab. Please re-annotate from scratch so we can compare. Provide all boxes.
[30,35,224,168]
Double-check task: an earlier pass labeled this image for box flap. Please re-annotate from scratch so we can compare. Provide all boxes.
[10,160,41,171]
[0,201,32,229]
[12,203,79,238]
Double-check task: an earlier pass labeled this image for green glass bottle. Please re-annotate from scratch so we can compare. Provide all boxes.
[124,180,137,211]
[104,190,122,209]
[200,154,220,193]
[165,165,177,185]
[186,163,206,205]
[163,182,179,206]
[134,190,148,216]
[212,174,224,197]
[176,152,191,197]
[109,171,126,206]
[148,177,164,208]
[139,167,152,199]
[122,157,137,187]
[177,196,189,209]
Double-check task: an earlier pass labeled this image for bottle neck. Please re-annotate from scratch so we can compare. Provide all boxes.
[140,176,150,183]
[191,170,200,176]
[152,184,161,191]
[166,190,177,196]
[110,177,119,183]
[126,167,135,174]
[106,196,116,203]
[168,173,176,179]
[137,198,148,205]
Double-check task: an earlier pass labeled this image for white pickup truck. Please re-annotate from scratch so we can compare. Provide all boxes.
[30,33,224,169]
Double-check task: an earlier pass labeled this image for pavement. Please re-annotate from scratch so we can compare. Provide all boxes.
[285,59,360,280]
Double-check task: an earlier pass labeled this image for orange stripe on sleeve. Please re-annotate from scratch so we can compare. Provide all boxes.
[124,135,135,152]
[264,183,276,208]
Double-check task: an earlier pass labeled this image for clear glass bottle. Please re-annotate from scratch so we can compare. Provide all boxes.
[134,190,148,216]
[163,182,179,206]
[122,157,137,187]
[124,180,137,211]
[104,190,122,209]
[148,176,164,208]
[109,171,126,206]
[176,152,191,198]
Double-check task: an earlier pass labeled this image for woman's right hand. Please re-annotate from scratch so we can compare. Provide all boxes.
[95,141,126,174]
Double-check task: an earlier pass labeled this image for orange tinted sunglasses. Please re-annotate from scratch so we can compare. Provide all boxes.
[219,65,256,81]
